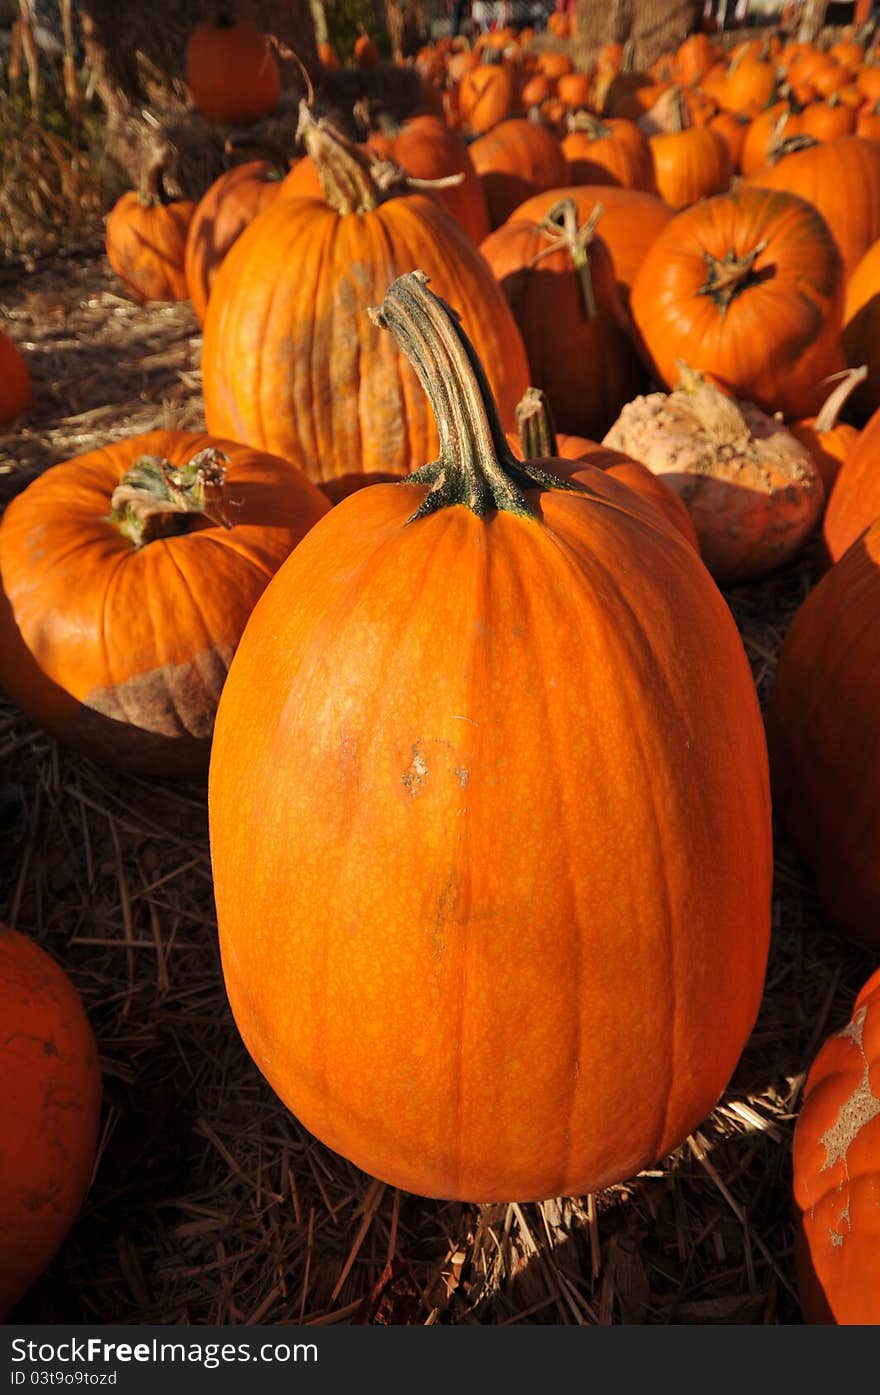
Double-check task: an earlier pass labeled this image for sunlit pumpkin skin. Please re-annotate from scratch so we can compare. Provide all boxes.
[208,271,772,1203]
[676,32,717,86]
[0,431,329,774]
[555,72,592,109]
[800,98,857,143]
[203,113,530,491]
[185,16,280,125]
[469,119,569,229]
[793,967,880,1323]
[722,57,777,116]
[184,160,282,323]
[649,125,731,208]
[480,201,645,440]
[630,186,846,422]
[842,237,880,423]
[0,330,32,426]
[740,104,802,177]
[0,923,101,1320]
[823,403,880,560]
[561,114,655,192]
[856,101,880,142]
[365,114,491,244]
[105,186,195,304]
[511,185,674,309]
[768,523,880,946]
[745,136,880,278]
[708,111,749,171]
[459,62,517,134]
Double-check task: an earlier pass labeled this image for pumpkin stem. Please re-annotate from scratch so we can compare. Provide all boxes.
[139,153,173,207]
[295,102,462,214]
[812,365,868,431]
[675,362,751,448]
[767,130,818,163]
[698,238,769,317]
[368,271,582,522]
[566,110,608,137]
[109,448,239,548]
[531,198,602,319]
[516,387,559,459]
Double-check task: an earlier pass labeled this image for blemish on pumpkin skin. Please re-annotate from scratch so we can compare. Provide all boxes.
[819,1005,880,1248]
[455,766,470,789]
[402,744,428,796]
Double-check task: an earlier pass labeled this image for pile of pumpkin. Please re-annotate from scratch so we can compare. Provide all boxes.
[4,12,880,1325]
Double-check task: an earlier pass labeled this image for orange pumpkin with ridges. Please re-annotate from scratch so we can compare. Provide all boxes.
[208,270,772,1203]
[185,160,282,323]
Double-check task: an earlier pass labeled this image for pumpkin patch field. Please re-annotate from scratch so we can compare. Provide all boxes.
[4,2,880,1330]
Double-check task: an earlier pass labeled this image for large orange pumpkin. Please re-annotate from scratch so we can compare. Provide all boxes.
[630,186,846,421]
[793,966,880,1324]
[0,330,32,426]
[202,108,530,491]
[185,15,280,126]
[0,431,329,773]
[184,160,282,323]
[0,923,101,1319]
[767,518,880,947]
[364,112,491,245]
[208,269,772,1203]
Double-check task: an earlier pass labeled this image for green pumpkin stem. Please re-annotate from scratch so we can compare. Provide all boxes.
[516,387,559,459]
[369,271,581,522]
[109,448,238,547]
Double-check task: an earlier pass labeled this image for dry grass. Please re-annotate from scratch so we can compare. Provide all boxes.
[2,252,875,1326]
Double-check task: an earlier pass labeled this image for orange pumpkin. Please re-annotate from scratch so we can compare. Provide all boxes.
[0,432,329,773]
[480,199,646,439]
[208,269,772,1203]
[789,368,865,495]
[793,966,880,1324]
[185,15,280,125]
[744,136,880,278]
[555,72,593,109]
[740,104,804,176]
[768,519,880,947]
[856,100,880,141]
[676,32,717,86]
[561,113,655,192]
[842,237,880,422]
[0,924,101,1320]
[510,184,674,310]
[649,124,731,209]
[800,97,857,142]
[365,113,491,245]
[459,61,517,134]
[468,118,569,228]
[0,330,32,426]
[105,163,195,304]
[354,29,379,68]
[317,40,340,70]
[184,160,282,323]
[823,404,880,561]
[722,57,777,116]
[202,108,530,491]
[708,110,750,170]
[630,186,846,421]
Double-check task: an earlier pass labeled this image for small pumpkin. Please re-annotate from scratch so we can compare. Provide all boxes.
[469,118,569,229]
[792,966,880,1324]
[186,14,280,126]
[208,268,772,1203]
[459,60,517,135]
[649,119,731,210]
[354,28,379,69]
[789,367,865,495]
[105,161,195,304]
[823,402,880,561]
[364,111,491,245]
[0,432,329,773]
[561,112,655,192]
[604,365,824,582]
[0,923,101,1320]
[0,330,32,426]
